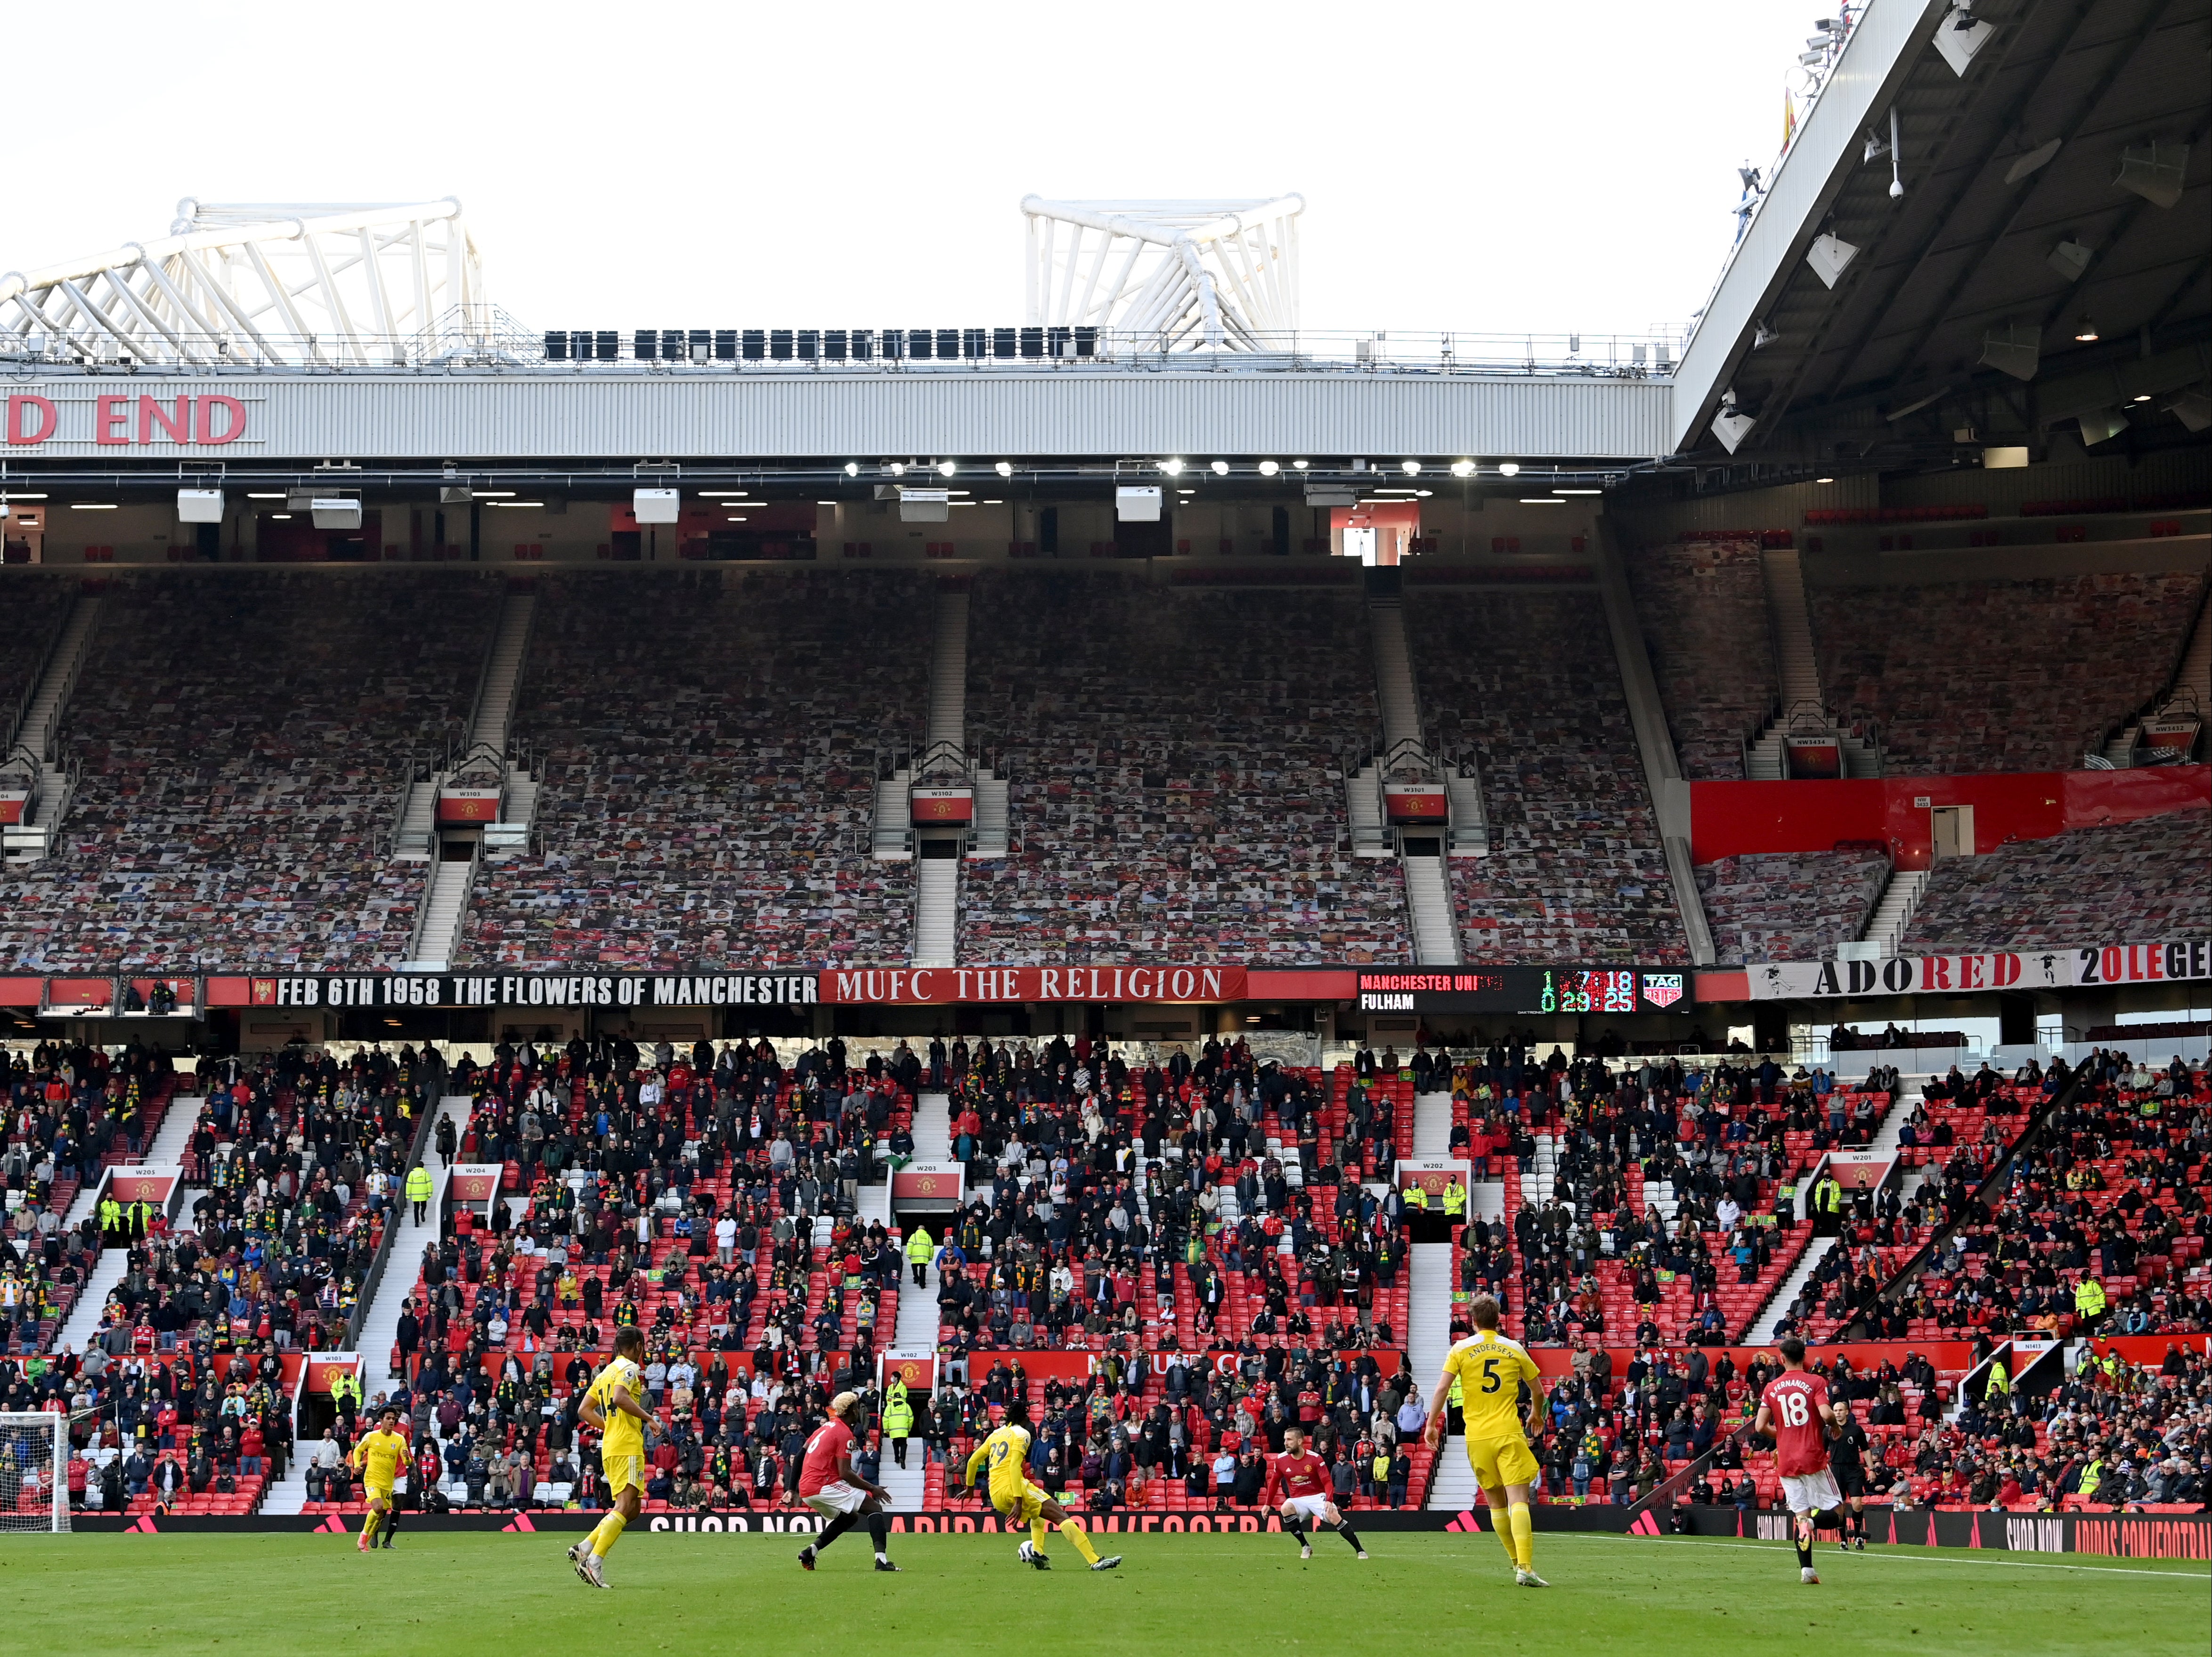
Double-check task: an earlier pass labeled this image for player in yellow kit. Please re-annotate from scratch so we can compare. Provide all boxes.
[350,1405,410,1554]
[569,1326,651,1589]
[1426,1292,1550,1587]
[960,1397,1121,1572]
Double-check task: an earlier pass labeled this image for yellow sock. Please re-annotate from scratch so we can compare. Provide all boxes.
[1058,1519,1100,1566]
[1030,1518,1054,1555]
[1507,1501,1534,1571]
[591,1510,629,1559]
[361,1509,381,1543]
[1490,1505,1517,1569]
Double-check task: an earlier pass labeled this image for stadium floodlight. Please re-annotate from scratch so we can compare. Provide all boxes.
[310,496,363,529]
[1933,4,1994,76]
[1450,460,1475,478]
[1711,406,1756,452]
[937,460,957,478]
[2114,142,2189,210]
[1978,324,2041,381]
[1116,486,1163,522]
[633,487,680,523]
[176,489,224,522]
[1400,460,1421,475]
[2048,240,2092,282]
[845,462,860,476]
[1806,232,1860,288]
[1497,462,1520,477]
[1209,460,1229,476]
[1162,458,1185,475]
[890,463,907,476]
[2077,408,2129,446]
[2164,392,2211,433]
[2072,317,2099,341]
[995,461,1013,478]
[1293,460,1309,470]
[1816,476,1836,483]
[1258,460,1280,476]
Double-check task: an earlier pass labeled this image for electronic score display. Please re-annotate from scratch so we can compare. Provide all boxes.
[1356,968,1683,1015]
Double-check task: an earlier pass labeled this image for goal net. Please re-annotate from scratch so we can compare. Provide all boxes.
[0,1413,70,1534]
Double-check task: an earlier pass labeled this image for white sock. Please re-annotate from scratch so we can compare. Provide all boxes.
[876,1551,889,1563]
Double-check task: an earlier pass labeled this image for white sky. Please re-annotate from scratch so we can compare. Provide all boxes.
[7,0,1823,340]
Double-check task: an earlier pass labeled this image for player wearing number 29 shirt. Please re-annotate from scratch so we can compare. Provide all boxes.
[1756,1336,1846,1585]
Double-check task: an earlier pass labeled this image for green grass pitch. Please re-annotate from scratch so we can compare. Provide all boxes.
[4,1530,2204,1655]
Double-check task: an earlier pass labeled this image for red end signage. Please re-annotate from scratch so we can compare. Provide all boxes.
[7,392,247,447]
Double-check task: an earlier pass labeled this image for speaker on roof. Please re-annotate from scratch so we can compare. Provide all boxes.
[851,329,872,362]
[1074,326,1098,357]
[661,330,684,362]
[769,330,793,361]
[743,329,766,361]
[595,331,619,360]
[824,329,848,362]
[992,327,1017,358]
[714,330,737,361]
[688,329,710,364]
[961,328,985,359]
[633,329,657,361]
[544,331,569,361]
[797,330,820,361]
[1019,326,1044,358]
[880,329,905,360]
[936,329,959,360]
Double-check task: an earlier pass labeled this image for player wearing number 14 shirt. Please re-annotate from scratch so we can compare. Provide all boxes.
[1756,1337,1849,1585]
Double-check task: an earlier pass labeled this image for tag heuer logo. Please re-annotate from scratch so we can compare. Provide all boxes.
[1642,973,1684,1008]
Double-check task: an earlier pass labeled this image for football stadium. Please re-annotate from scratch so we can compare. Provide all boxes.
[1,0,2207,1650]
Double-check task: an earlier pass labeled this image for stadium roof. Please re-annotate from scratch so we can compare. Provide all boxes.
[1671,0,2211,472]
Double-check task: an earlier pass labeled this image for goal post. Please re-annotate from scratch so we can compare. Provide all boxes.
[0,1413,71,1534]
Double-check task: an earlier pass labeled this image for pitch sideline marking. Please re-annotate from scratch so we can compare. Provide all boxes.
[1529,1530,2208,1579]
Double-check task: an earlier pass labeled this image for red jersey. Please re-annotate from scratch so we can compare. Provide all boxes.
[1262,1451,1331,1506]
[797,1418,854,1497]
[1760,1371,1831,1478]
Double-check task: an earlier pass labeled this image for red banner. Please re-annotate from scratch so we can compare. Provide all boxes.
[438,789,501,824]
[304,1357,361,1394]
[823,965,1246,1004]
[1382,785,1448,825]
[108,1171,177,1205]
[911,788,974,824]
[892,1165,965,1205]
[45,976,113,1011]
[880,1352,938,1393]
[0,789,27,826]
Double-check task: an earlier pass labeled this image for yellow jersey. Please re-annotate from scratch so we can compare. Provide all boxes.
[1443,1330,1541,1441]
[964,1422,1034,1500]
[350,1428,410,1489]
[586,1356,648,1461]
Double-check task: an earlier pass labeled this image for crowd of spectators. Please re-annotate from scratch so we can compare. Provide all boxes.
[1624,535,1778,780]
[3,1040,181,1351]
[1809,570,2204,775]
[928,1349,1431,1514]
[959,574,1411,963]
[3,1343,293,1516]
[1900,809,2211,953]
[1406,591,1688,964]
[1696,846,1891,965]
[0,572,499,971]
[1448,1048,1892,1346]
[464,569,930,969]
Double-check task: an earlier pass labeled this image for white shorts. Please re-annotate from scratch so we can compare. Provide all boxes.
[803,1480,869,1518]
[1284,1494,1334,1522]
[1781,1468,1842,1515]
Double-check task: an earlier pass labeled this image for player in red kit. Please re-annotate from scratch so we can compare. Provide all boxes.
[795,1391,899,1573]
[1264,1425,1367,1560]
[1755,1338,1847,1584]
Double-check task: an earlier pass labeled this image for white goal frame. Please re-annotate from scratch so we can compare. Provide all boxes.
[0,1412,71,1534]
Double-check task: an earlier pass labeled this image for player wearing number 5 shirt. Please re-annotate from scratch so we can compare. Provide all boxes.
[1424,1293,1547,1587]
[1756,1336,1847,1585]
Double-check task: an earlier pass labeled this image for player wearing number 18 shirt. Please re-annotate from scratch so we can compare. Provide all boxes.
[1756,1337,1847,1584]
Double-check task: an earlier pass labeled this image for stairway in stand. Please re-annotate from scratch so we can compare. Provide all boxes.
[2,592,103,865]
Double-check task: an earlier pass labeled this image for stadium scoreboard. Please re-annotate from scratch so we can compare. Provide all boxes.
[1356,968,1684,1014]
